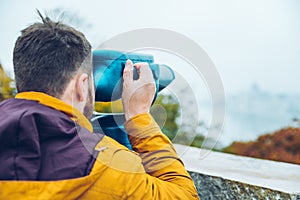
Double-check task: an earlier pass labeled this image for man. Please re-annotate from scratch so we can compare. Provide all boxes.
[0,12,199,199]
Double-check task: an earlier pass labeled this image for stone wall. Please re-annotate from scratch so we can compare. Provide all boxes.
[188,171,298,200]
[174,144,300,200]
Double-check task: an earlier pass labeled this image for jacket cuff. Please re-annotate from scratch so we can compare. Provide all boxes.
[124,113,161,139]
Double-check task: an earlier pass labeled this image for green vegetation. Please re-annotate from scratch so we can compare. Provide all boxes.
[151,94,180,140]
[0,64,15,101]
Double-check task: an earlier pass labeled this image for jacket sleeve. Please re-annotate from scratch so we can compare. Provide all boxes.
[89,113,199,200]
[124,113,199,199]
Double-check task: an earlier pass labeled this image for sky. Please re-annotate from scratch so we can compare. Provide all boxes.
[1,0,300,96]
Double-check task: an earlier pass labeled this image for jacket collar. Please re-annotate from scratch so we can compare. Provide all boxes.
[15,91,93,132]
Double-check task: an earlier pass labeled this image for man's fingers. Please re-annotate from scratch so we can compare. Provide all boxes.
[139,64,154,82]
[123,59,133,84]
[133,62,153,80]
[124,61,154,84]
[133,62,148,70]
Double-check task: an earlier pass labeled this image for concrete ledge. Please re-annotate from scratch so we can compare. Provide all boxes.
[174,144,300,200]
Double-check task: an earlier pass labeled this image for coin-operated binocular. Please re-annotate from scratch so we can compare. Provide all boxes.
[91,50,175,149]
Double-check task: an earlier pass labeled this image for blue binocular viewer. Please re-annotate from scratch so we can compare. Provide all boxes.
[91,50,175,149]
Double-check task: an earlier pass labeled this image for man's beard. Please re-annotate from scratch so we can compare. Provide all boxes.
[83,83,94,120]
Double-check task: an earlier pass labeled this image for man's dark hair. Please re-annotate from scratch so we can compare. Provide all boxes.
[13,11,92,98]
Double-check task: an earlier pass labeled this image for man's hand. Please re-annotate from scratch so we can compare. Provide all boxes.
[122,59,156,121]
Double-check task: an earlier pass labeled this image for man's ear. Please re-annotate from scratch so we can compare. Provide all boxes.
[75,73,89,102]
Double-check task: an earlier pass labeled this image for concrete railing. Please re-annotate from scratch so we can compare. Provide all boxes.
[174,144,300,200]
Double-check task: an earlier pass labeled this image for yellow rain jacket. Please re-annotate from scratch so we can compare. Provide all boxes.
[0,92,199,199]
